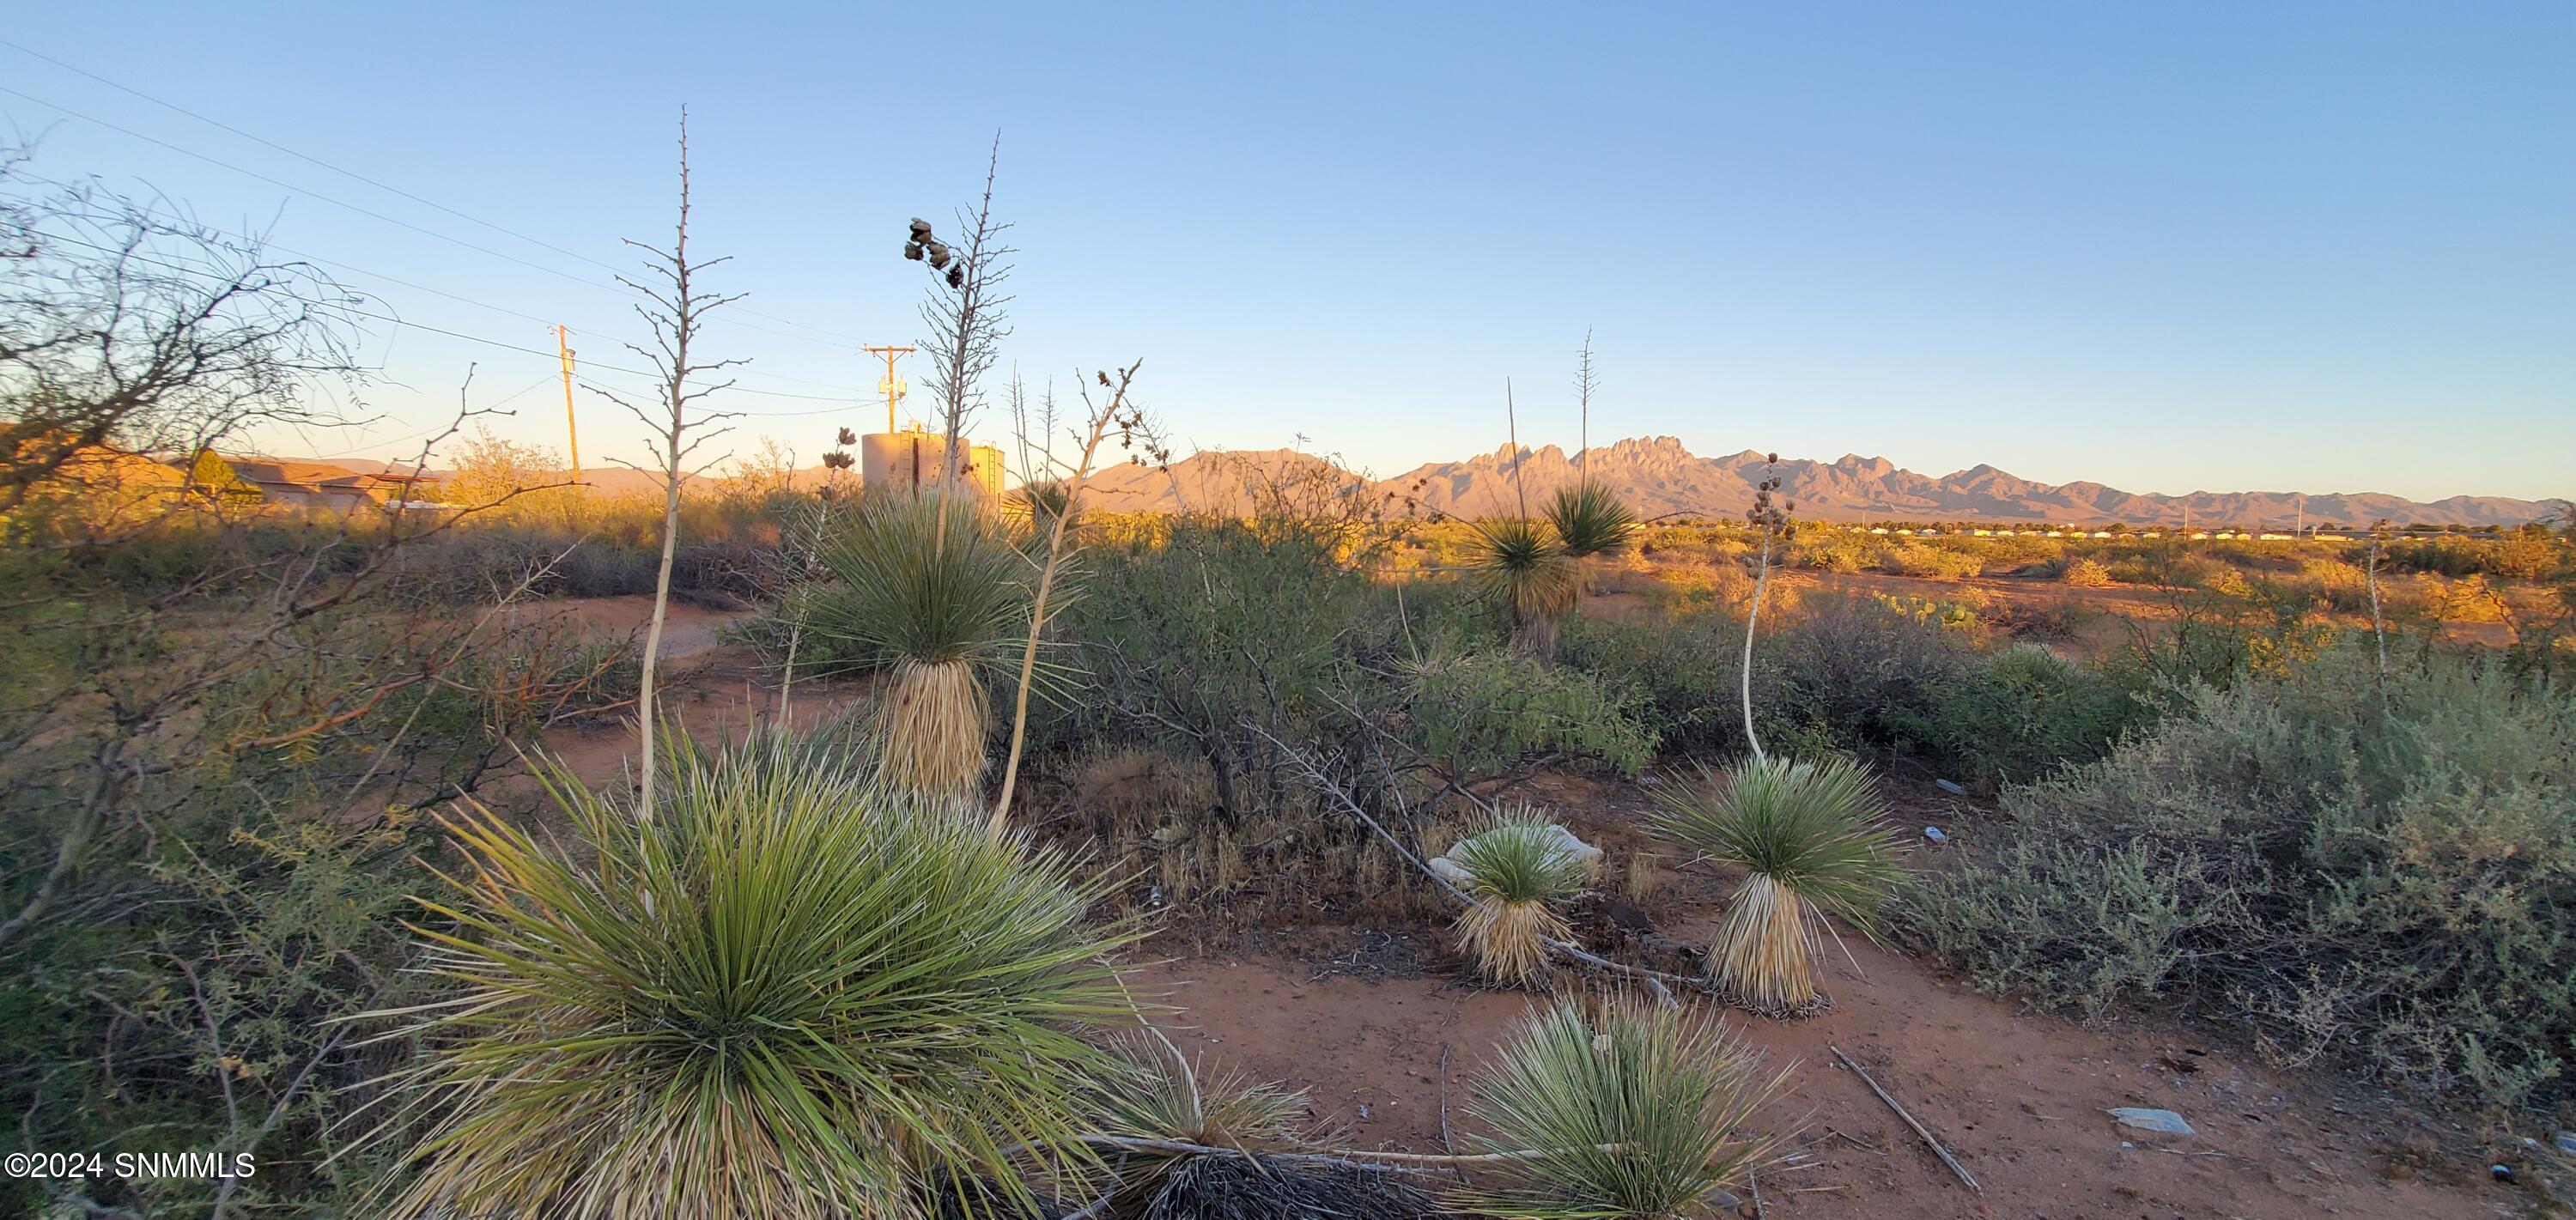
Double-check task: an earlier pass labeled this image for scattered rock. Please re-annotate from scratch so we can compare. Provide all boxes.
[2556,1131,2576,1155]
[1428,823,1602,888]
[1935,778,1967,795]
[2107,1107,2195,1136]
[2491,1163,2514,1182]
[1923,826,1949,843]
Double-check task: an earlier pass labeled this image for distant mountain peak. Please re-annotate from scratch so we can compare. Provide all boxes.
[1068,436,2542,527]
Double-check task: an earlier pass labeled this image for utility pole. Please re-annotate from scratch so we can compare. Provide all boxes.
[862,344,915,434]
[553,325,582,481]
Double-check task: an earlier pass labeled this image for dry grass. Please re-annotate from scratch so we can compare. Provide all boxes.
[1456,895,1574,989]
[1704,872,1819,1014]
[878,656,987,794]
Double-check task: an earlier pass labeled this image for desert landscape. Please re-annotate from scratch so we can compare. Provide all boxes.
[6,8,2573,1220]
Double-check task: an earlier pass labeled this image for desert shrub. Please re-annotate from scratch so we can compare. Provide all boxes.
[1050,514,1381,822]
[1563,610,1745,754]
[1446,813,1595,986]
[1905,645,2576,1110]
[1875,539,1984,582]
[2060,556,2113,587]
[1468,516,1579,657]
[1762,592,1979,755]
[1403,649,1657,781]
[1790,528,1874,574]
[1920,644,2151,785]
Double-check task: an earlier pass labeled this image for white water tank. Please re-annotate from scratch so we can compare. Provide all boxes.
[860,428,1005,496]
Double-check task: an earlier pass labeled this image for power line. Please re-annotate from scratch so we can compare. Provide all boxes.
[34,229,861,413]
[0,72,870,349]
[0,39,867,346]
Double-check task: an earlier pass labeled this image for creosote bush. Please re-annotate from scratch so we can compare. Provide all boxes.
[1649,754,1905,1012]
[1905,643,2576,1110]
[1461,996,1784,1220]
[374,726,1137,1219]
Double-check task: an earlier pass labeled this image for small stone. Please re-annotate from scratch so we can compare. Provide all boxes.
[2491,1163,2513,1182]
[1935,778,1967,795]
[2107,1107,2194,1136]
[2555,1131,2576,1155]
[1923,826,1949,843]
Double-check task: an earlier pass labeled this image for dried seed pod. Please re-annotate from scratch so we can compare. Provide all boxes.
[908,217,933,239]
[926,241,952,269]
[904,241,924,260]
[945,264,964,288]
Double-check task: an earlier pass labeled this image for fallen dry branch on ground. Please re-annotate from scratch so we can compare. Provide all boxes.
[1829,1044,1978,1193]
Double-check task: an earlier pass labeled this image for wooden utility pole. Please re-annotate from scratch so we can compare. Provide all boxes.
[862,344,915,433]
[553,325,583,481]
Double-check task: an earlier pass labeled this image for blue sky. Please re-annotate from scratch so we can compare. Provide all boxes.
[5,3,2569,500]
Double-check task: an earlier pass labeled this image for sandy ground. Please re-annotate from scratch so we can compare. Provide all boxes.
[526,595,2539,1219]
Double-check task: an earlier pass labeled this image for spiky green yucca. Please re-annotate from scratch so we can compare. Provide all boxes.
[1449,816,1593,986]
[374,727,1138,1220]
[1096,1038,1440,1219]
[810,491,1031,793]
[1648,754,1905,1013]
[1462,997,1784,1219]
[1469,517,1578,657]
[1546,480,1639,559]
[1007,477,1078,537]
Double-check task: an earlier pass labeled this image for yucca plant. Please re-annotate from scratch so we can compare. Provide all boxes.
[809,490,1032,795]
[1648,754,1905,1013]
[370,726,1138,1219]
[1093,1035,1438,1219]
[1006,476,1078,537]
[1447,816,1594,986]
[1468,516,1579,657]
[1460,996,1784,1219]
[1545,480,1638,560]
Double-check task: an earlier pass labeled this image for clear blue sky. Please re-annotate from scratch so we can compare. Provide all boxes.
[6,3,2570,501]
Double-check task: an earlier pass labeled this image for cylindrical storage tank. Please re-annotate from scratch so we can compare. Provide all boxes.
[860,430,1003,497]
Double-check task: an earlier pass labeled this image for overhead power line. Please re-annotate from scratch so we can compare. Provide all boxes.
[35,229,861,416]
[0,57,871,348]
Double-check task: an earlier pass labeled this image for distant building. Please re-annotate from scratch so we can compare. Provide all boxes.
[172,452,437,513]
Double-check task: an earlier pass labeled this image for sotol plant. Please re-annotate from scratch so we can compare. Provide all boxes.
[1649,754,1905,1012]
[1469,516,1579,658]
[1546,480,1639,561]
[1461,996,1785,1219]
[1448,815,1594,986]
[810,490,1032,795]
[372,727,1135,1218]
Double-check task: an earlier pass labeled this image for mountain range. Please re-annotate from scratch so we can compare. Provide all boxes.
[1074,437,2557,528]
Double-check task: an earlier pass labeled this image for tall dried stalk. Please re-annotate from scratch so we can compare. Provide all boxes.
[598,110,744,822]
[991,361,1149,834]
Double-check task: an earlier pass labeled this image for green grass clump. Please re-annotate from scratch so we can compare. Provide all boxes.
[1461,996,1784,1219]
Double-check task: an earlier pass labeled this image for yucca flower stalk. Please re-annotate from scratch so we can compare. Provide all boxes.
[1448,816,1594,986]
[810,490,1033,795]
[1546,480,1638,560]
[1648,754,1905,1013]
[368,725,1138,1219]
[1469,516,1579,658]
[1460,996,1785,1219]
